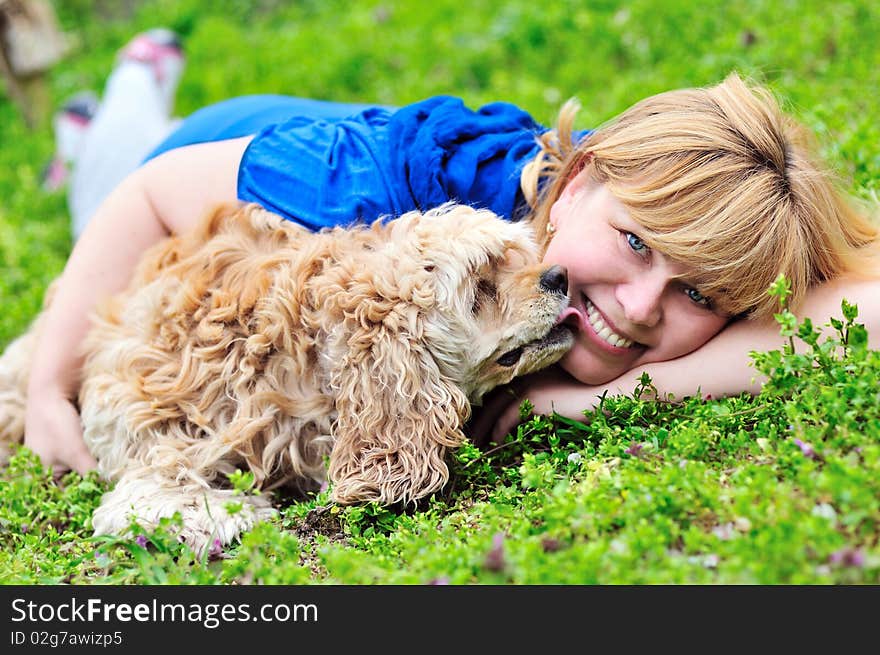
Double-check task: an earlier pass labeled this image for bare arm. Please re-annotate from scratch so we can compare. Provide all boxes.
[471,275,880,445]
[25,136,252,473]
[620,275,880,401]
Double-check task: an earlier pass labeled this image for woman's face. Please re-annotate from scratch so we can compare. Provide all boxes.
[543,171,731,385]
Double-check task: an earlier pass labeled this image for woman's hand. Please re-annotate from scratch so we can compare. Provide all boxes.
[24,387,96,475]
[466,366,609,447]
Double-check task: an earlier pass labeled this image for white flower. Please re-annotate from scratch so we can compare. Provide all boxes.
[811,503,837,522]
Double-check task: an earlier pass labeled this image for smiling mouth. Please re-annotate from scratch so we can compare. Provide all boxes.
[583,297,635,348]
[556,295,640,350]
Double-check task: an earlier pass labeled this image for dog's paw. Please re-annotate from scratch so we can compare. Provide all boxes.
[180,490,277,555]
[92,477,277,556]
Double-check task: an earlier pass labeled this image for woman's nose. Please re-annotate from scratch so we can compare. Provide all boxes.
[616,276,665,327]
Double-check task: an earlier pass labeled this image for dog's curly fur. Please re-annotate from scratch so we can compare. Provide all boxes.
[0,201,572,552]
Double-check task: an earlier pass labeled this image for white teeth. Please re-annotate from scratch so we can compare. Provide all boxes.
[584,298,633,348]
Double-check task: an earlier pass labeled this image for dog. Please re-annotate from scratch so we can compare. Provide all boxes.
[0,201,573,552]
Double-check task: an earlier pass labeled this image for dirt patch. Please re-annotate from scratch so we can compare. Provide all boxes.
[286,505,348,579]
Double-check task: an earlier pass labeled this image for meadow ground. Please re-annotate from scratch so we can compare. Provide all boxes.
[0,0,877,585]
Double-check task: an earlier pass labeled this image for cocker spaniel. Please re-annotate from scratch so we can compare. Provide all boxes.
[0,201,573,552]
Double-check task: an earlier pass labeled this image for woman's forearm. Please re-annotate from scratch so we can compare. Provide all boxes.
[22,138,250,472]
[27,171,171,396]
[27,137,250,398]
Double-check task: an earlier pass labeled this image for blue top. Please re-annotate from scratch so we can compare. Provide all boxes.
[145,94,555,230]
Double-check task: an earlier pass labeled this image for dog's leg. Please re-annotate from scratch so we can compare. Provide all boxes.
[92,472,277,555]
[0,328,37,465]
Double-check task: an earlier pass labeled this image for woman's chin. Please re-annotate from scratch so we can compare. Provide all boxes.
[559,350,627,386]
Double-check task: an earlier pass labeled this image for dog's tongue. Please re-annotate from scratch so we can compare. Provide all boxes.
[555,307,582,328]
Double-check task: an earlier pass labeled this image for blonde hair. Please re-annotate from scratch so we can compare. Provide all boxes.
[521,72,880,320]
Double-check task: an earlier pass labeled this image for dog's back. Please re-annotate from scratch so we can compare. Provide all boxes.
[79,202,355,492]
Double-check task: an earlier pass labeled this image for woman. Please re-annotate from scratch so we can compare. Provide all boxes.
[26,30,880,472]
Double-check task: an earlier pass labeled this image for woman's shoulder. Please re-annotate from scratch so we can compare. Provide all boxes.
[390,95,547,140]
[387,96,548,220]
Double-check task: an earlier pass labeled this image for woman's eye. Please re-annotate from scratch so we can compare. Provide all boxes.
[685,286,711,307]
[625,232,648,254]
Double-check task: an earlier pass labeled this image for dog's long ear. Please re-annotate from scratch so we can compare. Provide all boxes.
[328,309,470,507]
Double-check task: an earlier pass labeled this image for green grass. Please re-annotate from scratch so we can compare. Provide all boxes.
[1,0,878,584]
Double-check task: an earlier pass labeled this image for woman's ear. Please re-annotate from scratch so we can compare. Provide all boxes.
[550,165,593,234]
[560,161,592,200]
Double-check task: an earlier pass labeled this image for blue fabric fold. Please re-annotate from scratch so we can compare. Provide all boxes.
[386,96,547,221]
[146,94,554,231]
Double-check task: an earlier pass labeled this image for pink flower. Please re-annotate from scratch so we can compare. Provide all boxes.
[209,538,223,558]
[829,547,865,568]
[484,532,506,572]
[134,535,148,548]
[793,438,819,460]
[625,442,644,457]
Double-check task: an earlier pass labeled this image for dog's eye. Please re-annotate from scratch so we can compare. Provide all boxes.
[472,279,497,314]
[496,346,523,367]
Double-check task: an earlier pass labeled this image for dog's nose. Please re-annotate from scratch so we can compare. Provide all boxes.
[539,265,568,294]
